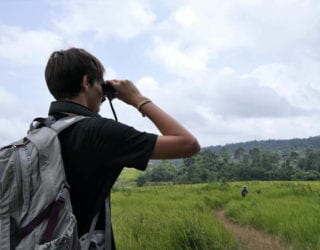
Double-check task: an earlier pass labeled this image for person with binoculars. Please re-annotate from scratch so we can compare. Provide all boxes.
[44,47,200,249]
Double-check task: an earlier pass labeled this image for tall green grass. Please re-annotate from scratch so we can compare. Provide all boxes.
[111,181,320,249]
[113,168,142,188]
[111,184,239,249]
[225,181,320,249]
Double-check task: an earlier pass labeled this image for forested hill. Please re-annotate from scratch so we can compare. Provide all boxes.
[205,136,320,155]
[138,135,320,185]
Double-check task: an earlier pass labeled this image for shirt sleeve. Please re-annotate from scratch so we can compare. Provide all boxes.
[90,117,158,171]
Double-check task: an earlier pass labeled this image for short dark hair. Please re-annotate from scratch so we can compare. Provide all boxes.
[45,48,105,100]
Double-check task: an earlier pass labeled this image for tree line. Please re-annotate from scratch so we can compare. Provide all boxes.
[137,147,320,186]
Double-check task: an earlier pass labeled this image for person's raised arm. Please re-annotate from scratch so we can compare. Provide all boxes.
[108,80,200,159]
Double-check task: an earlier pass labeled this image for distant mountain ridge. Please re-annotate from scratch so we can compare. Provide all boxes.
[205,135,320,155]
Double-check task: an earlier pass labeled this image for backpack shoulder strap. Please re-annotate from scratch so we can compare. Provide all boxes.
[26,115,88,193]
[50,115,88,133]
[81,194,111,250]
[104,194,112,250]
[29,115,88,134]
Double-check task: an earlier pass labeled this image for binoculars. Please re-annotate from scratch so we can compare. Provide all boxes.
[101,81,116,101]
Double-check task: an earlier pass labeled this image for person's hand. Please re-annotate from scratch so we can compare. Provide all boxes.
[106,80,146,107]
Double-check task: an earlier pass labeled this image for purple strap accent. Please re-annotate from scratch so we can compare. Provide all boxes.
[20,197,65,243]
[40,197,65,243]
[20,202,54,238]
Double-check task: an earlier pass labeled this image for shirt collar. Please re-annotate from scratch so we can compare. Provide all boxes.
[48,101,101,118]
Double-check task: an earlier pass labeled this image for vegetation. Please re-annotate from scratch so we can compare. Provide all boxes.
[112,183,239,250]
[111,181,320,249]
[137,147,320,185]
[112,137,320,249]
[225,181,320,249]
[207,136,320,155]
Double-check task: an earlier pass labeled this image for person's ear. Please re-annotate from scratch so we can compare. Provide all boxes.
[81,75,90,92]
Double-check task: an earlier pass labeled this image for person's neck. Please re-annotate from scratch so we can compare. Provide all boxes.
[64,95,88,108]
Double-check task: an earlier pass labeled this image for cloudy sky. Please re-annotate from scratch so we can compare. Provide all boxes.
[0,0,320,148]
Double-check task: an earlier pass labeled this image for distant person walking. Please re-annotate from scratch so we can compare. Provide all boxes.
[241,186,248,197]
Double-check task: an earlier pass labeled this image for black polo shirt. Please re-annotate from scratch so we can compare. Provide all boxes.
[48,101,157,237]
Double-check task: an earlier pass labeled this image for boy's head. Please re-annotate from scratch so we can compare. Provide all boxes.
[45,48,105,100]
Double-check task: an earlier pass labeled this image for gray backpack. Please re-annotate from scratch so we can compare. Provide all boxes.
[0,116,111,250]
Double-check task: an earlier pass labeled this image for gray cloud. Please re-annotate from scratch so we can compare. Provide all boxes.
[52,0,157,40]
[1,0,320,147]
[210,77,304,118]
[0,25,64,66]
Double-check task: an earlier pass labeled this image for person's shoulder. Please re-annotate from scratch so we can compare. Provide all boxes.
[78,116,116,127]
[78,116,131,136]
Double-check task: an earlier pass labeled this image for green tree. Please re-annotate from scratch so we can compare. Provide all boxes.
[234,147,245,160]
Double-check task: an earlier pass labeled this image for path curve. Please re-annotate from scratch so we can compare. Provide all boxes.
[215,210,291,250]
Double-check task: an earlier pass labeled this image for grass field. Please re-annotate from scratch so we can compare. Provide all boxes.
[113,168,142,188]
[225,181,320,249]
[111,176,320,249]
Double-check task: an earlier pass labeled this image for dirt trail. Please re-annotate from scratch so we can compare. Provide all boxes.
[215,211,291,250]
